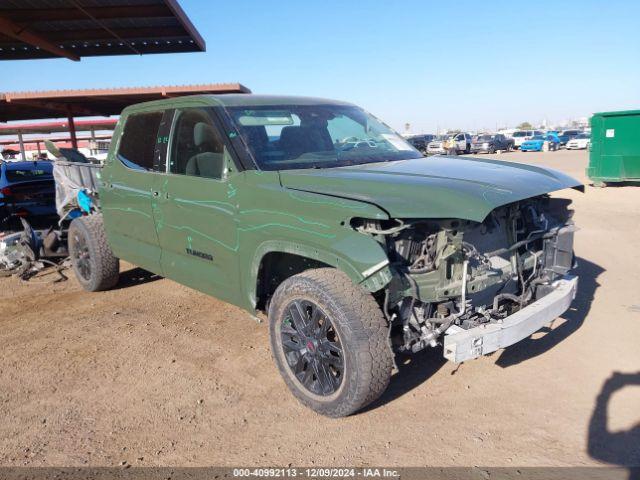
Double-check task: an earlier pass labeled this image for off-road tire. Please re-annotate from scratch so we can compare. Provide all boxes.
[68,214,119,292]
[268,268,393,417]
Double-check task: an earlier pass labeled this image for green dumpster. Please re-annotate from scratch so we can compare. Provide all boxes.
[588,109,640,186]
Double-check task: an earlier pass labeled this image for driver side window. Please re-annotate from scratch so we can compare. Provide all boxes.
[170,108,226,180]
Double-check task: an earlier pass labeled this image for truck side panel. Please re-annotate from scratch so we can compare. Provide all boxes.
[234,171,392,311]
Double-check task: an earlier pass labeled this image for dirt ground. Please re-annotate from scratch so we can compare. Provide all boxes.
[0,149,638,468]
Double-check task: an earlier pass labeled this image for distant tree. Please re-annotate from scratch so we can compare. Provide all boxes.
[516,122,533,130]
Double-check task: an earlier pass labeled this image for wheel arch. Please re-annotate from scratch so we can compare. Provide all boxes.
[246,239,390,312]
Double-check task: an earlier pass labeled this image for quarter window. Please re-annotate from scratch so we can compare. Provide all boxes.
[117,112,163,171]
[170,108,226,180]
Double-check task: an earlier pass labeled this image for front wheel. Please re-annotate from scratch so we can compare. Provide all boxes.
[268,268,393,417]
[69,214,119,291]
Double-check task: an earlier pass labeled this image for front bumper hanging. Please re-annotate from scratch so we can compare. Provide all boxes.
[443,275,578,363]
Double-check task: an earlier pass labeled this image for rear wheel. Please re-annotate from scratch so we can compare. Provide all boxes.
[69,214,119,291]
[268,268,392,417]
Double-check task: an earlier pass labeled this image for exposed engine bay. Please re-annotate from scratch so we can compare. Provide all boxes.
[355,195,576,354]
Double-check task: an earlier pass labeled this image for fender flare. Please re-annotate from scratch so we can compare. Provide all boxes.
[245,238,390,309]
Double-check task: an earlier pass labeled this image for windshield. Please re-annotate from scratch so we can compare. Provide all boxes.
[512,131,528,137]
[531,135,544,140]
[476,135,494,141]
[575,133,590,139]
[224,104,422,170]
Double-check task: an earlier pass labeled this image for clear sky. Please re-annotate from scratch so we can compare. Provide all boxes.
[1,0,638,133]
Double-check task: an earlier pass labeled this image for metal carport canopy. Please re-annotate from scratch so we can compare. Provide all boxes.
[0,82,251,158]
[0,0,206,61]
[0,118,117,134]
[0,83,251,122]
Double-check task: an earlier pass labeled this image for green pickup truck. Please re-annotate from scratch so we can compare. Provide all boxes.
[68,94,582,417]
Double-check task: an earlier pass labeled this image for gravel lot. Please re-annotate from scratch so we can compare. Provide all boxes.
[0,149,638,468]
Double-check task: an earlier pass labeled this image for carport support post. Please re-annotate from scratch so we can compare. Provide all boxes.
[17,131,26,161]
[67,107,78,150]
[90,127,96,156]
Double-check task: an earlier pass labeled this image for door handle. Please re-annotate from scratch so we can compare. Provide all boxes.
[152,191,159,197]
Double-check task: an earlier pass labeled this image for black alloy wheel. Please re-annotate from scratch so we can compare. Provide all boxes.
[268,268,393,417]
[71,230,92,282]
[280,299,343,396]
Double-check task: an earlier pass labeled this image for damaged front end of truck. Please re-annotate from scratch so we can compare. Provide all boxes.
[354,194,579,362]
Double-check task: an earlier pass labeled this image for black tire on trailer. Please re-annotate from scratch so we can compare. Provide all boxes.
[68,214,119,292]
[268,268,393,417]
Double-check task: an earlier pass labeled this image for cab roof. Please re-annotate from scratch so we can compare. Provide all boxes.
[121,94,355,114]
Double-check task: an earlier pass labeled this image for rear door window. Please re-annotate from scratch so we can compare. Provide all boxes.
[118,112,164,171]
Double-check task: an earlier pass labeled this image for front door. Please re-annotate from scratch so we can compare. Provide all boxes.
[154,106,242,305]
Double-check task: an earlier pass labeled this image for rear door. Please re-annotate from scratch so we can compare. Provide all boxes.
[100,110,165,273]
[154,106,242,305]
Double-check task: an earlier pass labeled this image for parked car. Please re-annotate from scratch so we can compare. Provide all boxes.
[426,135,448,155]
[512,130,544,149]
[520,133,561,152]
[470,134,514,154]
[65,94,581,417]
[426,132,472,155]
[406,134,436,153]
[558,129,582,147]
[565,133,591,150]
[0,160,56,225]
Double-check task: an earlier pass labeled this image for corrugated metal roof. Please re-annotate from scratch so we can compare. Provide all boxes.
[0,83,251,121]
[0,0,205,60]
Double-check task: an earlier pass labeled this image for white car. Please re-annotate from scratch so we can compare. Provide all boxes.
[512,129,544,149]
[565,133,590,150]
[426,132,472,155]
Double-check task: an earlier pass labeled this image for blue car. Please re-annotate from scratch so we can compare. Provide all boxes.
[520,133,561,152]
[0,161,56,223]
